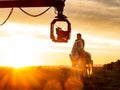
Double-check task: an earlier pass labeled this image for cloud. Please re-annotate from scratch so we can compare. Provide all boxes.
[66,0,120,21]
[65,0,120,40]
[89,0,120,7]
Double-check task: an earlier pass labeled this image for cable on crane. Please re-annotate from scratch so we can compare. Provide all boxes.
[0,8,14,26]
[19,7,51,17]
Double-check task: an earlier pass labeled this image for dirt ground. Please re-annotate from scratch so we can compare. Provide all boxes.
[0,66,120,90]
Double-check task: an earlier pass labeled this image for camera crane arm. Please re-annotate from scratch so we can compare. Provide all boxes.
[0,0,71,42]
[0,0,65,18]
[0,0,64,7]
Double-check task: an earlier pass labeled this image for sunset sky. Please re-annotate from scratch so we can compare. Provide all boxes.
[0,0,120,67]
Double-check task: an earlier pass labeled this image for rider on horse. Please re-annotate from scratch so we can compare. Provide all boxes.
[70,33,85,67]
[70,33,93,77]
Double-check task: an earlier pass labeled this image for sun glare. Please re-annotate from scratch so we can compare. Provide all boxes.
[1,23,120,67]
[1,36,43,68]
[0,23,74,67]
[0,23,54,68]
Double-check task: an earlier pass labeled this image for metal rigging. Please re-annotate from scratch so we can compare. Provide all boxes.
[0,0,71,42]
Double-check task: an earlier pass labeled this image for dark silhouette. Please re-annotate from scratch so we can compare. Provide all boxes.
[103,59,120,71]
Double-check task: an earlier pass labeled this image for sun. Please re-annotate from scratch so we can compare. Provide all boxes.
[3,38,31,68]
[1,35,48,68]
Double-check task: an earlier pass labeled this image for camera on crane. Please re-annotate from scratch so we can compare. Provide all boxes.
[50,16,71,42]
[55,27,69,42]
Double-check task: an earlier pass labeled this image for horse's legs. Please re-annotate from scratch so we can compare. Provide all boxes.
[89,63,93,76]
[86,63,93,77]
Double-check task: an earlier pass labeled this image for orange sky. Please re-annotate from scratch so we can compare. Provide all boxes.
[0,0,120,67]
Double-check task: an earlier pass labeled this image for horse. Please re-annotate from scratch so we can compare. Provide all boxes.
[70,50,93,78]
